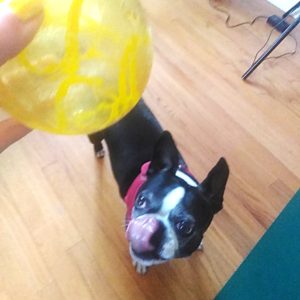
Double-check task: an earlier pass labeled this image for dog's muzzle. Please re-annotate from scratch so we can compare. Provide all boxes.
[126,216,159,253]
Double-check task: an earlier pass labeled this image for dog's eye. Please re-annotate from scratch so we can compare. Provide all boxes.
[176,220,194,236]
[136,195,147,209]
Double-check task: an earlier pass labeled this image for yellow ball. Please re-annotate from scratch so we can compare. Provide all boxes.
[0,0,152,134]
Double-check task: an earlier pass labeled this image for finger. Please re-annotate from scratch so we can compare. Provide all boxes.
[0,1,43,65]
[0,118,31,153]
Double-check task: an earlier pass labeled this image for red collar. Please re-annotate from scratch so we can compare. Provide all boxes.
[124,162,150,226]
[124,161,197,227]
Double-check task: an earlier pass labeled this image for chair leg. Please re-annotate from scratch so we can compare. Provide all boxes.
[283,1,300,18]
[242,15,300,80]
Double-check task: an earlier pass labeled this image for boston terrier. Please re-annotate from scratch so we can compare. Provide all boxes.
[88,99,229,274]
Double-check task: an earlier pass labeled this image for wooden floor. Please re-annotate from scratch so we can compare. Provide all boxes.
[1,0,300,299]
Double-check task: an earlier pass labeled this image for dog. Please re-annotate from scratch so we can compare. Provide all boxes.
[89,99,229,274]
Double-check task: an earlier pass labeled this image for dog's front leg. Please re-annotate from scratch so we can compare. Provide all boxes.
[132,259,148,275]
[198,240,204,251]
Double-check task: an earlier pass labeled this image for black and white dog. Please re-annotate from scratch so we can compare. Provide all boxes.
[89,99,229,274]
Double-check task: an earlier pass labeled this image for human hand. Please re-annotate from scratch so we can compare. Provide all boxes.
[0,0,43,153]
[0,0,43,64]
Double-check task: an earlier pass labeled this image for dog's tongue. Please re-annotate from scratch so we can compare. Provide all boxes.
[126,216,159,253]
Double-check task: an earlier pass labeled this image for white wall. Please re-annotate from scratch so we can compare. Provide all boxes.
[267,0,299,16]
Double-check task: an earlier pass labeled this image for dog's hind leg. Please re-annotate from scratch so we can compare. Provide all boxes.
[88,132,105,158]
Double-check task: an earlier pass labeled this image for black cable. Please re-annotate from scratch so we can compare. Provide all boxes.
[209,0,298,64]
[251,13,298,64]
[208,0,268,28]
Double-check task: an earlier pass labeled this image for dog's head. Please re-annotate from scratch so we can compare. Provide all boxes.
[126,131,229,266]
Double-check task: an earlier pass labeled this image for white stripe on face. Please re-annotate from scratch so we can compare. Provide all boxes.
[158,186,185,260]
[160,187,185,216]
[176,170,198,187]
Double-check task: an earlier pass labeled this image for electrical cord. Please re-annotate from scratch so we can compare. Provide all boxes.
[208,0,298,65]
[208,0,269,28]
[250,15,298,64]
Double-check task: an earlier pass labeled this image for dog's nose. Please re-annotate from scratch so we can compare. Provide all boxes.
[126,216,159,253]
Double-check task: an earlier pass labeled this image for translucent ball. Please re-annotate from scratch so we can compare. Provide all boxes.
[0,0,152,134]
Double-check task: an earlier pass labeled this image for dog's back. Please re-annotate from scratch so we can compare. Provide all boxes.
[89,99,162,196]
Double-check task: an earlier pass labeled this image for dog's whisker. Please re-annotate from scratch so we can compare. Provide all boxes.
[121,222,129,229]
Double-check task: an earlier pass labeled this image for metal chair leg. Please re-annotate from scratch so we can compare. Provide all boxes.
[242,15,300,80]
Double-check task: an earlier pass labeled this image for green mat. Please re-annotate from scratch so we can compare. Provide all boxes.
[216,189,300,300]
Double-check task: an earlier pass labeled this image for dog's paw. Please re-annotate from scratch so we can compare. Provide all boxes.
[132,260,148,275]
[95,149,105,159]
[198,241,204,251]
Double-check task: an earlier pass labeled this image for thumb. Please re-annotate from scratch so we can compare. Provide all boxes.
[0,0,43,65]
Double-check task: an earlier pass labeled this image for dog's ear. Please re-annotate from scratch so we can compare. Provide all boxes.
[147,131,179,176]
[201,158,229,214]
